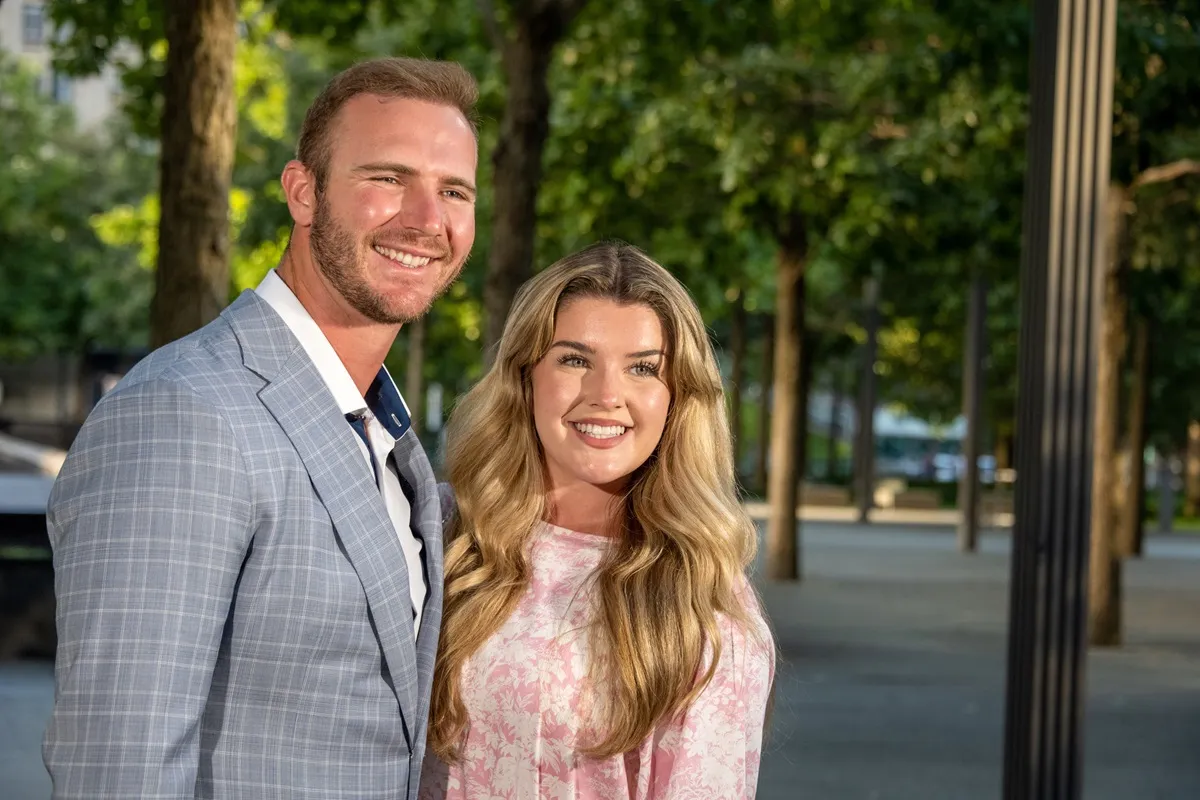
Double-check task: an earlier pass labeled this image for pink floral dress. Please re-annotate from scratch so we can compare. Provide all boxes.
[420,522,775,799]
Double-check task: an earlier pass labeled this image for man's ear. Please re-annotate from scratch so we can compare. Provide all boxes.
[281,160,317,227]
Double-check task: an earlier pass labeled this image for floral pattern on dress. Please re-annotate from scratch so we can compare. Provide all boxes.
[421,522,775,800]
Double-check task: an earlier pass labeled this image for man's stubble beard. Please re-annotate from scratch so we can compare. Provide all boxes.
[309,192,468,325]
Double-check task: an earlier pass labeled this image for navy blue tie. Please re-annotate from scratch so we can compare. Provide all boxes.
[346,413,381,487]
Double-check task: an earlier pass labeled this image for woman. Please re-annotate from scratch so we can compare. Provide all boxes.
[422,241,775,799]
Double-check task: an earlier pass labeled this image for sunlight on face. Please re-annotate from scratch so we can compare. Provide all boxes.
[531,298,671,494]
[312,95,478,323]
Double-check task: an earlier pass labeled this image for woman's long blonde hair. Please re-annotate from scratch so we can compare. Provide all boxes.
[428,241,762,761]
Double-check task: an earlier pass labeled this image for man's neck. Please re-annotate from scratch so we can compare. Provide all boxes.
[276,251,401,396]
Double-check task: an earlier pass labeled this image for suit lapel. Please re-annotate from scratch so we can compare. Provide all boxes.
[392,432,444,734]
[229,295,420,750]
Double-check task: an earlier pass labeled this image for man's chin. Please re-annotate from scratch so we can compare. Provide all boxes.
[379,298,437,326]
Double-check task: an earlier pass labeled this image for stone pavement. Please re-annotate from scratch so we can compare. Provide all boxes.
[2,521,1198,799]
[753,522,1200,800]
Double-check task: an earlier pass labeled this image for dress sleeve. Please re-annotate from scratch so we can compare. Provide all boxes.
[647,601,776,799]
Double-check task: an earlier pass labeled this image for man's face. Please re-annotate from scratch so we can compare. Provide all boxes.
[305,94,477,324]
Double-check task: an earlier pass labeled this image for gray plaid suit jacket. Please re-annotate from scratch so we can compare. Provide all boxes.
[43,291,444,799]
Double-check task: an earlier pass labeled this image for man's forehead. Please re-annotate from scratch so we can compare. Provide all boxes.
[337,94,474,138]
[322,96,476,180]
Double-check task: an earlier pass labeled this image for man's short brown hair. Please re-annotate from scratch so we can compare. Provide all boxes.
[297,57,479,190]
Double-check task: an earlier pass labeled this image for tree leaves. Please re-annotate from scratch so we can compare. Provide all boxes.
[0,55,155,360]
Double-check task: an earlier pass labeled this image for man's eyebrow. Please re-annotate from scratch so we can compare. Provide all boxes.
[442,175,478,196]
[351,162,418,177]
[352,162,477,195]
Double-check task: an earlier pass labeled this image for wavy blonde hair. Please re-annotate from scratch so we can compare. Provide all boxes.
[429,241,763,761]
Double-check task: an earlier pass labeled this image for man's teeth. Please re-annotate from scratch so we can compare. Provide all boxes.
[573,423,626,438]
[373,245,432,268]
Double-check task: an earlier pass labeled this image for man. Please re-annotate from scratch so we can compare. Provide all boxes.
[43,57,478,799]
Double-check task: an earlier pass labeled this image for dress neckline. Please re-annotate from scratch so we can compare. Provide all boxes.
[537,520,615,549]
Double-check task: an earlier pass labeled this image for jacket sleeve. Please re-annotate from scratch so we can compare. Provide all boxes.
[436,481,457,525]
[43,379,255,799]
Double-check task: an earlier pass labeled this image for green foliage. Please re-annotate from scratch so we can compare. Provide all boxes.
[0,54,155,360]
[27,0,1200,456]
[1116,3,1200,449]
[538,0,775,319]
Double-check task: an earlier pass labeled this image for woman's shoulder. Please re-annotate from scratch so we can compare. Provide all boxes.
[716,576,776,669]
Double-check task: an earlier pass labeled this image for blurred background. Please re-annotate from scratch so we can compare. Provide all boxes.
[1,0,1199,797]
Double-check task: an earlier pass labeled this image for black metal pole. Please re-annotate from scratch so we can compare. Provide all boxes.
[958,275,987,552]
[1002,0,1117,798]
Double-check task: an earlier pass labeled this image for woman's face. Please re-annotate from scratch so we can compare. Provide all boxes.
[531,297,672,494]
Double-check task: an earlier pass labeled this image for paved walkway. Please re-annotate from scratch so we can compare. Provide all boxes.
[754,522,1200,799]
[2,522,1198,799]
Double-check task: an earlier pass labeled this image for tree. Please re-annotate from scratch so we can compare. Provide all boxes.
[477,0,590,359]
[1089,0,1200,648]
[150,0,239,348]
[672,2,958,578]
[47,0,238,348]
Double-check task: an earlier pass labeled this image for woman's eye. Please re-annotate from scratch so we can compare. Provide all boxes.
[557,354,588,368]
[631,361,661,378]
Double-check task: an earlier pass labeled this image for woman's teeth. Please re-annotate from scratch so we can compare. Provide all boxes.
[573,423,626,438]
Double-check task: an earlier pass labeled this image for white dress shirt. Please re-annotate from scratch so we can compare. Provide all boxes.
[255,269,427,635]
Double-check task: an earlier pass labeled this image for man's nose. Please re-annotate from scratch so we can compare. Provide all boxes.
[398,183,443,235]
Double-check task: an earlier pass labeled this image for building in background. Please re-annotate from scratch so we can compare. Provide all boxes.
[0,0,123,131]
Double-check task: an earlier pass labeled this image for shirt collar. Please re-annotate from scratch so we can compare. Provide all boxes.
[255,269,410,439]
[365,365,411,440]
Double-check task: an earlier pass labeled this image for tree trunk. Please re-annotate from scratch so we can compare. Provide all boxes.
[765,225,807,581]
[729,288,748,477]
[1117,316,1149,557]
[995,431,1013,471]
[755,316,774,496]
[151,0,238,349]
[799,329,816,483]
[958,275,987,553]
[1158,449,1176,533]
[854,277,880,523]
[1185,422,1200,516]
[826,362,845,481]
[481,2,587,360]
[405,316,426,435]
[1089,185,1127,648]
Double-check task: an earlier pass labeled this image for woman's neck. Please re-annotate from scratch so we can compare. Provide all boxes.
[545,479,626,537]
